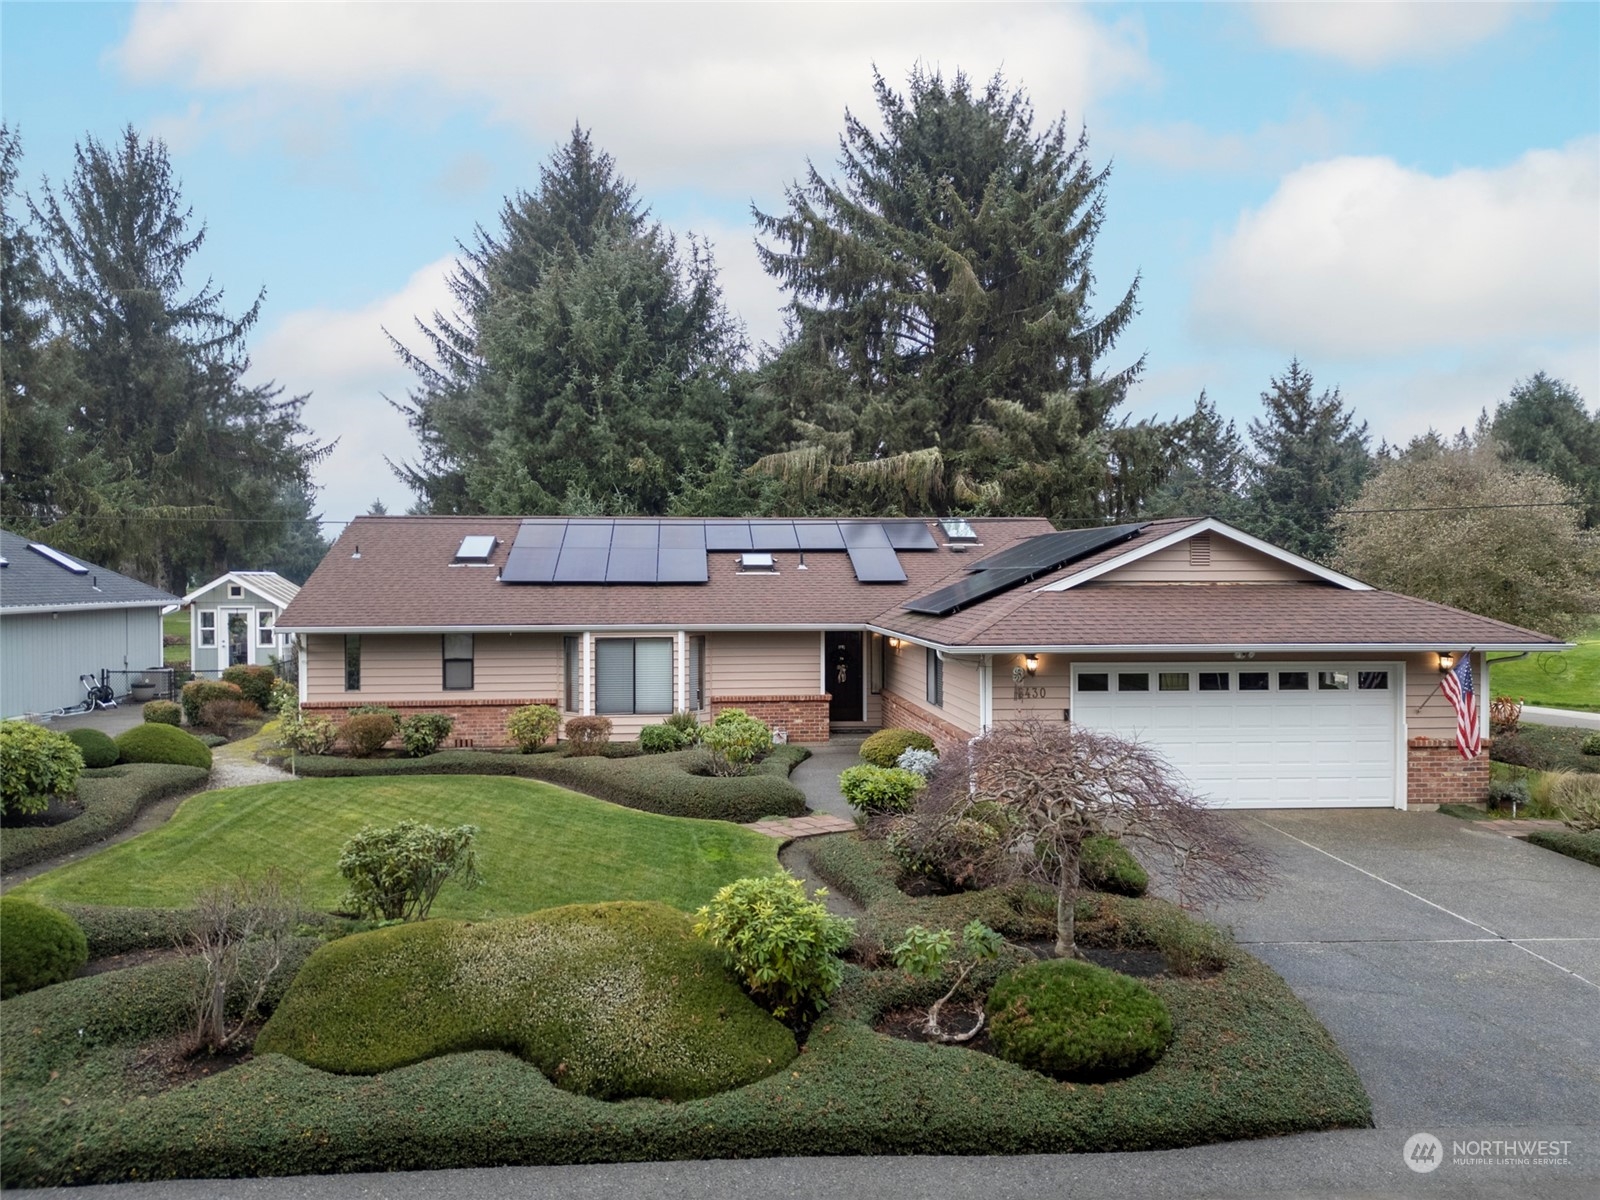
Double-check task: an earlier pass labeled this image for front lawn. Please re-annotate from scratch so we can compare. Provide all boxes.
[162,609,189,666]
[13,776,779,917]
[1491,619,1600,711]
[1491,722,1600,775]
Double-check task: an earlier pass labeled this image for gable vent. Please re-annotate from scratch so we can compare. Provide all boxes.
[1188,533,1212,568]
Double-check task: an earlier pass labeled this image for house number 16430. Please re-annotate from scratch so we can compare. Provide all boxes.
[1013,685,1047,700]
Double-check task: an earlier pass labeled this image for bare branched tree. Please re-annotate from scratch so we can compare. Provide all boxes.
[183,870,301,1053]
[914,721,1274,956]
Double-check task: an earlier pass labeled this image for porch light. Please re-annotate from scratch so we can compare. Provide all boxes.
[1024,654,1039,676]
[1438,651,1456,673]
[887,637,902,649]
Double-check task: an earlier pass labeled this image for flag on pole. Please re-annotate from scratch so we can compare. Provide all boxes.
[1439,654,1481,760]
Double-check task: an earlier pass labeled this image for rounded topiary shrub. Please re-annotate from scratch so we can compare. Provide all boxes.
[860,728,937,767]
[142,699,182,726]
[1583,732,1600,757]
[180,678,244,726]
[563,715,612,756]
[65,727,120,769]
[1079,835,1149,897]
[640,723,691,754]
[986,958,1173,1082]
[839,764,925,815]
[507,703,561,752]
[340,712,397,758]
[0,720,85,818]
[113,722,213,770]
[221,663,276,710]
[0,896,89,998]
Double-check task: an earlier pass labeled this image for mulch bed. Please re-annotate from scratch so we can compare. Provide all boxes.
[2,796,85,828]
[78,947,187,978]
[130,1020,263,1093]
[875,1001,997,1057]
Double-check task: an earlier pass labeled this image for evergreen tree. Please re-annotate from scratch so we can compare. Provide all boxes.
[1242,361,1370,562]
[1491,373,1600,527]
[19,127,328,591]
[1142,392,1249,523]
[751,67,1155,517]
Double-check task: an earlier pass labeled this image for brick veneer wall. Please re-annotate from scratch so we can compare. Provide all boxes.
[1407,737,1490,808]
[880,689,973,751]
[710,695,831,743]
[303,697,559,750]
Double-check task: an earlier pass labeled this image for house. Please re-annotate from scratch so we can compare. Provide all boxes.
[181,571,301,677]
[277,515,1567,810]
[0,528,180,718]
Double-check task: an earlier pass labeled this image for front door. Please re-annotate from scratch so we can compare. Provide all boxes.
[826,631,864,723]
[227,612,251,667]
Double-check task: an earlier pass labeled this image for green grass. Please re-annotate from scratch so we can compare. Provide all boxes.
[1490,618,1600,711]
[0,764,210,873]
[162,610,189,666]
[1491,723,1600,775]
[15,776,780,918]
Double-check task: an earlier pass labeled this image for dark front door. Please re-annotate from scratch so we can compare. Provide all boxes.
[826,631,864,723]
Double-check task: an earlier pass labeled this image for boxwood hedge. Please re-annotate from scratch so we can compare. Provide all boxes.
[1527,829,1600,868]
[0,764,209,873]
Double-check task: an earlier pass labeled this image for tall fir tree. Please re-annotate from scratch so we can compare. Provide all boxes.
[1490,373,1600,528]
[1243,360,1370,562]
[1143,393,1250,523]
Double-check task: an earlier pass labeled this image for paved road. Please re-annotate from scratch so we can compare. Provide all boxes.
[1522,706,1600,730]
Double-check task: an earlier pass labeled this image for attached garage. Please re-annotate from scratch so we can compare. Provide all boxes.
[1070,661,1403,809]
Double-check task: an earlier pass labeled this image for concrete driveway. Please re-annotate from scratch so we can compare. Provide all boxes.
[1205,809,1600,1129]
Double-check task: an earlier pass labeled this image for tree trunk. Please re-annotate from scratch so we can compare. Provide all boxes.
[1055,844,1081,958]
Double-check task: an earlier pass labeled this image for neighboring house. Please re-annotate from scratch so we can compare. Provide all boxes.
[278,515,1567,810]
[181,571,301,677]
[0,528,179,718]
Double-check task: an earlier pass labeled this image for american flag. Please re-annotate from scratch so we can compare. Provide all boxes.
[1439,654,1481,760]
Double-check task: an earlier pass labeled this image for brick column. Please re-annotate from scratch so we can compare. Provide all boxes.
[1406,737,1490,808]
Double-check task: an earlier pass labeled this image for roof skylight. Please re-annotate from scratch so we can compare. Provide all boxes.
[454,535,497,563]
[738,551,777,573]
[28,543,89,574]
[939,518,978,543]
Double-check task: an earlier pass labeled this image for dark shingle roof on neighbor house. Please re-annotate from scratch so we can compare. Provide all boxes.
[278,515,1566,652]
[0,529,178,613]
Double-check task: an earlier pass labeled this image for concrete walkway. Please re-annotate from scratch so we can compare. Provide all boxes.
[1523,706,1600,730]
[786,734,867,821]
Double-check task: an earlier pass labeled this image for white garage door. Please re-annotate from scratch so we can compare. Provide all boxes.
[1070,662,1401,809]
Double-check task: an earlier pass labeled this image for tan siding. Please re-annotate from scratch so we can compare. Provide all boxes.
[883,641,981,735]
[990,651,1072,723]
[706,632,819,696]
[1098,535,1314,583]
[305,632,562,703]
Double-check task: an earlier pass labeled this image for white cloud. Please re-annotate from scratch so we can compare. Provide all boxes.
[1192,139,1600,359]
[1250,1,1521,67]
[1114,110,1342,176]
[250,257,459,521]
[113,2,1152,196]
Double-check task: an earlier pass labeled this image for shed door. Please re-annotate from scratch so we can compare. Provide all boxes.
[1069,662,1400,809]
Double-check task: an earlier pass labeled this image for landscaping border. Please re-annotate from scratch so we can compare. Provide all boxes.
[1526,829,1600,868]
[0,765,210,873]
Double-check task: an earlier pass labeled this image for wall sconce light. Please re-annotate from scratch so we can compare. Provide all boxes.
[887,637,902,649]
[1024,654,1039,676]
[1438,651,1456,673]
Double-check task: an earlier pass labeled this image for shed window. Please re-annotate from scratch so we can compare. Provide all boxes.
[199,611,216,647]
[596,638,673,715]
[564,636,581,711]
[344,636,361,691]
[228,584,243,598]
[926,648,944,707]
[443,634,475,691]
[257,611,275,646]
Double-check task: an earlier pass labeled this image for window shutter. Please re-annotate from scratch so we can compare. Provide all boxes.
[634,639,674,714]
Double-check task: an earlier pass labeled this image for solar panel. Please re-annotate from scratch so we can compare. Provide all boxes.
[610,522,660,549]
[794,522,846,550]
[882,521,937,551]
[28,543,88,574]
[704,522,753,551]
[748,521,799,551]
[553,546,610,582]
[500,546,559,583]
[964,524,1146,573]
[606,547,659,583]
[562,521,615,548]
[513,520,567,548]
[658,522,706,549]
[840,521,891,549]
[847,545,907,583]
[902,567,1039,615]
[658,547,709,583]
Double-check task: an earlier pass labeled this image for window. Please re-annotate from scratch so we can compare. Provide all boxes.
[596,638,673,715]
[1198,672,1229,691]
[689,636,706,710]
[199,611,216,647]
[563,636,581,711]
[1318,670,1350,690]
[1358,671,1389,690]
[1078,673,1109,692]
[1158,672,1190,692]
[443,633,474,690]
[868,634,884,695]
[257,611,275,647]
[1117,672,1149,692]
[1239,671,1269,691]
[228,583,243,598]
[1278,671,1309,691]
[344,635,361,691]
[926,648,944,707]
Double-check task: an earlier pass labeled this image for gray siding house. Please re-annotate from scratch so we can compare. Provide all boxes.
[0,529,179,718]
[182,571,300,677]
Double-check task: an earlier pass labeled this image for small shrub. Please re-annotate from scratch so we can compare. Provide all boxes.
[1080,835,1149,897]
[142,699,182,726]
[1582,732,1600,757]
[507,704,561,752]
[0,721,84,817]
[1548,772,1600,831]
[701,713,773,776]
[888,815,1006,891]
[114,723,213,770]
[184,870,300,1051]
[1487,778,1531,812]
[860,727,937,767]
[340,712,397,758]
[221,663,276,710]
[197,697,265,737]
[0,897,89,998]
[986,958,1174,1081]
[179,678,244,726]
[665,709,703,742]
[563,715,612,756]
[65,727,119,769]
[1489,694,1522,736]
[693,874,855,1021]
[896,746,939,778]
[267,677,298,714]
[890,919,1004,1042]
[712,707,754,725]
[840,764,925,815]
[278,709,339,756]
[1528,829,1600,867]
[399,712,455,757]
[640,723,691,754]
[338,820,483,921]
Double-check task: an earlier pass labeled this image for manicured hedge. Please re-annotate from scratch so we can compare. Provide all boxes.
[0,897,88,998]
[1527,829,1600,868]
[289,745,811,823]
[987,958,1173,1081]
[1080,834,1150,898]
[0,764,209,873]
[114,724,213,770]
[859,728,936,768]
[65,728,120,769]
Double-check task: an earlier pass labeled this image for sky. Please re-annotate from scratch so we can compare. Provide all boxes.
[3,1,1597,528]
